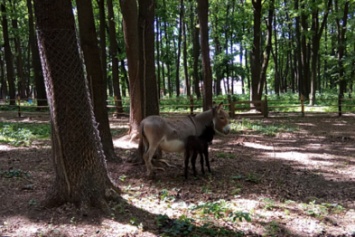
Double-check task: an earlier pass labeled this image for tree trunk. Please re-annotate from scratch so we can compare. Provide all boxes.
[197,0,213,111]
[76,0,119,162]
[33,0,119,209]
[336,0,349,98]
[162,0,172,97]
[27,0,47,108]
[0,56,7,99]
[250,0,273,108]
[119,0,143,135]
[11,15,26,99]
[107,0,123,115]
[97,0,109,97]
[300,0,310,98]
[1,2,16,106]
[190,0,201,99]
[155,16,161,98]
[309,0,332,105]
[139,0,159,117]
[183,19,190,96]
[175,0,183,97]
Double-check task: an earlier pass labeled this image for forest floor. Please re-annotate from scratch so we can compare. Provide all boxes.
[1,114,355,237]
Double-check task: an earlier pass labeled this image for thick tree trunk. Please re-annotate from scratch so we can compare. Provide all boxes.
[76,0,119,162]
[119,0,143,135]
[34,0,118,209]
[197,0,213,111]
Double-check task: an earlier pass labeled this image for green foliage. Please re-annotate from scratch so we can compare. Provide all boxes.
[265,220,282,236]
[216,152,235,159]
[0,168,30,178]
[191,200,251,222]
[156,214,194,237]
[198,223,245,237]
[0,122,50,146]
[302,200,345,218]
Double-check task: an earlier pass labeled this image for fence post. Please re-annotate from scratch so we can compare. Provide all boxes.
[338,94,343,117]
[262,95,268,117]
[17,96,21,117]
[189,95,194,114]
[227,95,235,118]
[300,94,304,117]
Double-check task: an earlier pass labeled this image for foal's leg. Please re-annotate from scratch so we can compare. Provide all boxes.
[204,145,211,173]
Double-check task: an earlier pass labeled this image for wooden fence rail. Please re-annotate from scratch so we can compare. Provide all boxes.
[0,95,354,118]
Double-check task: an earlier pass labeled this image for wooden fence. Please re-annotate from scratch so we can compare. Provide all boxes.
[1,95,355,118]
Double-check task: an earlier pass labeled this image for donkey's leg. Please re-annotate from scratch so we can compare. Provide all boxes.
[191,151,198,177]
[184,150,190,179]
[143,145,160,178]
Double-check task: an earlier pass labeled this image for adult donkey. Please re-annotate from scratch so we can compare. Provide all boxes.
[139,102,231,178]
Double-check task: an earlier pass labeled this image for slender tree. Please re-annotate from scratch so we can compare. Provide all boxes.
[190,0,201,99]
[76,0,119,162]
[250,0,274,105]
[197,0,213,111]
[309,0,332,105]
[1,2,16,105]
[27,0,47,108]
[175,0,183,97]
[33,0,119,208]
[107,0,123,115]
[336,0,349,97]
[119,0,142,136]
[139,0,159,117]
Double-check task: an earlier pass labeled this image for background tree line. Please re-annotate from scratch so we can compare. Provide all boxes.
[4,0,353,210]
[1,0,355,115]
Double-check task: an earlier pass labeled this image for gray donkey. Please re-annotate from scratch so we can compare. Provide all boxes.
[139,103,230,178]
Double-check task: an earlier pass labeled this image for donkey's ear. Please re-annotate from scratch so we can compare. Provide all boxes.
[217,102,223,112]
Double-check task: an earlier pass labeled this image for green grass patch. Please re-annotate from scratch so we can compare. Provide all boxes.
[231,118,297,136]
[0,122,50,146]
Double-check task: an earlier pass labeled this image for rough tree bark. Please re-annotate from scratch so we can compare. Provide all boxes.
[33,0,119,209]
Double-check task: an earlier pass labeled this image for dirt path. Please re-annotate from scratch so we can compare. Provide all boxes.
[1,115,355,236]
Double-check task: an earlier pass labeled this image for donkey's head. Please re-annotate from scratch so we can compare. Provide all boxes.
[212,102,231,135]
